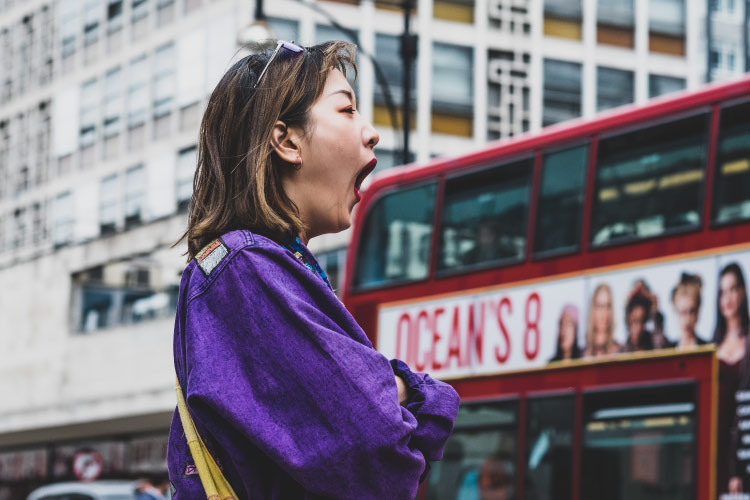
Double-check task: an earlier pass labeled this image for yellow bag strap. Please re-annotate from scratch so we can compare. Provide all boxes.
[175,377,239,500]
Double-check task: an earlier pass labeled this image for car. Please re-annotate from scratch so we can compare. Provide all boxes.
[25,480,139,500]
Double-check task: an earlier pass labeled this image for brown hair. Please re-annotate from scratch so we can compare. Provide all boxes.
[671,272,702,308]
[174,41,357,260]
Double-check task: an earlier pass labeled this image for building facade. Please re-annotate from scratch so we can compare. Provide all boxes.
[0,0,747,497]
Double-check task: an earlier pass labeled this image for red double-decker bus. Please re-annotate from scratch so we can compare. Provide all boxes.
[342,76,750,499]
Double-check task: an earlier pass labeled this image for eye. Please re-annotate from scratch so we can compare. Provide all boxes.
[342,106,357,114]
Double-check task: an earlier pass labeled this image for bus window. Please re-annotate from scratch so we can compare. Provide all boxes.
[353,183,436,290]
[439,158,533,271]
[713,100,750,224]
[524,395,574,500]
[590,113,709,246]
[425,400,518,500]
[534,145,588,256]
[581,383,696,500]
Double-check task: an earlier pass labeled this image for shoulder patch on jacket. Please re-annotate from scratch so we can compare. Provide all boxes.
[195,238,229,277]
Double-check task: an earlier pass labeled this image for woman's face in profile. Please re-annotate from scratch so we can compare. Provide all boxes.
[285,68,379,239]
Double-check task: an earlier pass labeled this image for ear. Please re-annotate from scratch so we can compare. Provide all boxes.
[270,120,303,165]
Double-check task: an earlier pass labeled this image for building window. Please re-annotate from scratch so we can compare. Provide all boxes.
[597,0,634,47]
[268,17,299,45]
[107,0,123,32]
[31,201,46,244]
[597,66,633,111]
[60,0,78,69]
[374,33,417,130]
[132,0,149,22]
[176,146,197,211]
[13,207,26,248]
[544,0,582,40]
[53,191,74,247]
[103,67,122,138]
[80,78,98,148]
[153,43,175,119]
[432,43,473,137]
[83,0,101,47]
[649,0,685,55]
[156,0,175,26]
[127,56,148,129]
[125,165,145,228]
[100,174,118,234]
[648,74,685,98]
[543,59,581,126]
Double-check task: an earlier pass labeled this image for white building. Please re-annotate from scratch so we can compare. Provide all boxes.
[0,0,747,497]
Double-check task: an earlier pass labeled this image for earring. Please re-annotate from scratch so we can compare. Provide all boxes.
[295,156,302,170]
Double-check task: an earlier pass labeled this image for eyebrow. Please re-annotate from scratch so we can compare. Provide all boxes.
[328,89,356,104]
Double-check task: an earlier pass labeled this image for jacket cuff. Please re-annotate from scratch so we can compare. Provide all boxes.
[390,359,427,416]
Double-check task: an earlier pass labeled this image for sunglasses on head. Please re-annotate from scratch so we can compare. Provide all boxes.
[254,40,304,89]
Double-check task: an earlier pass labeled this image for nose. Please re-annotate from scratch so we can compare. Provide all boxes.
[363,121,379,149]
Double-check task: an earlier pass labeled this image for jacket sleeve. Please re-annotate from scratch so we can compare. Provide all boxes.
[182,247,459,500]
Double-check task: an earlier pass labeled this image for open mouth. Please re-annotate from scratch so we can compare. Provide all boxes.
[354,158,377,202]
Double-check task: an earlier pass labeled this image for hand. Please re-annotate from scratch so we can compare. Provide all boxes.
[729,476,743,494]
[395,375,408,406]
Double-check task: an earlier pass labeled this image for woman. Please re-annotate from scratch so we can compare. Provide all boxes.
[619,292,654,353]
[584,283,620,357]
[167,41,459,500]
[549,304,582,362]
[670,272,705,349]
[714,263,750,496]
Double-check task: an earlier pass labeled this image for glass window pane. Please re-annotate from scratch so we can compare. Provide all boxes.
[649,0,685,36]
[374,33,416,107]
[591,113,708,246]
[425,400,518,500]
[353,183,436,289]
[534,144,588,255]
[598,0,634,27]
[648,74,685,98]
[597,67,634,111]
[713,100,750,223]
[432,43,473,114]
[268,17,298,43]
[439,159,532,271]
[581,384,696,500]
[543,59,581,126]
[525,395,574,500]
[545,0,582,19]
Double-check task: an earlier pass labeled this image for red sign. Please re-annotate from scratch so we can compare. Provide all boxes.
[72,449,103,482]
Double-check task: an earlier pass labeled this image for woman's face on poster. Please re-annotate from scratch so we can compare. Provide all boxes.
[674,293,699,335]
[719,272,745,321]
[593,288,612,332]
[627,305,647,339]
[560,315,576,351]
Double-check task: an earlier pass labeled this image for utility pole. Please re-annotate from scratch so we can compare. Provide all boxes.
[706,0,713,83]
[745,0,749,72]
[400,0,417,165]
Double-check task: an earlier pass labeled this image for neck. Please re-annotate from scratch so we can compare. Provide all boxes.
[727,316,743,335]
[680,330,696,346]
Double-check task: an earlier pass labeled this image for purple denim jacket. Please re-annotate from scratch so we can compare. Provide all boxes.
[167,229,460,500]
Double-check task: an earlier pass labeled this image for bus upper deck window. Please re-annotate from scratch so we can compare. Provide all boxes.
[353,183,436,290]
[713,100,750,224]
[438,158,533,271]
[534,144,588,256]
[591,113,709,246]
